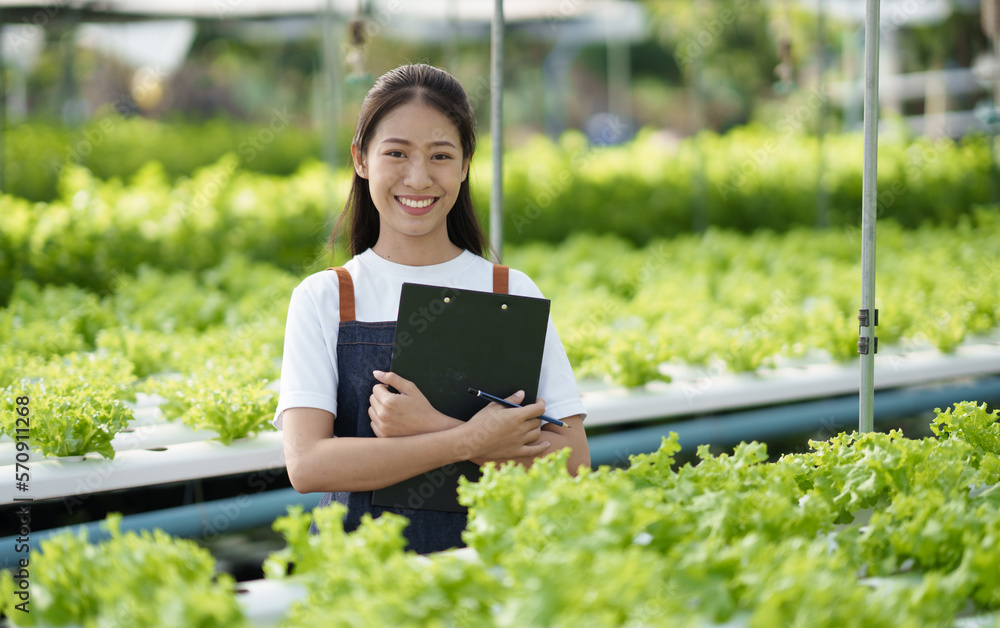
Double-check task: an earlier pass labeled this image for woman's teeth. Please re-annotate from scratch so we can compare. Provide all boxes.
[397,197,435,208]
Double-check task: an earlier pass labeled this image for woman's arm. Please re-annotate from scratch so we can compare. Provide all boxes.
[493,414,589,475]
[282,402,552,494]
[369,371,590,476]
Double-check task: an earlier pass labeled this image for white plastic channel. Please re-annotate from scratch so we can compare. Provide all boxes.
[0,431,284,505]
[580,342,1000,426]
[2,342,998,505]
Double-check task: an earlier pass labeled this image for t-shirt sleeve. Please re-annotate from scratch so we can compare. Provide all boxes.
[538,317,588,421]
[272,282,339,430]
[509,270,587,422]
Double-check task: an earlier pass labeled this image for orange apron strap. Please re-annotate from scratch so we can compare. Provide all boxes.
[329,267,356,322]
[492,264,509,295]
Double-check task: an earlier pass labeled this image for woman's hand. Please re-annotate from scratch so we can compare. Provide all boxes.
[456,391,551,462]
[369,370,453,437]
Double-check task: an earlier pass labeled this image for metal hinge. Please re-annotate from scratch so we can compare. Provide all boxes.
[857,308,879,355]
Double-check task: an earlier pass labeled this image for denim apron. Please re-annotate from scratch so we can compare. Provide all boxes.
[308,263,510,554]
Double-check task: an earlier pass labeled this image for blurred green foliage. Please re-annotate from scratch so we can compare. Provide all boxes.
[2,206,996,399]
[4,116,340,203]
[3,121,994,309]
[510,207,1000,385]
[0,251,297,454]
[476,127,995,244]
[0,155,341,305]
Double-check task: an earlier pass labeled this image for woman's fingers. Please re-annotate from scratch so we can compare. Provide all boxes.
[369,372,451,437]
[373,370,416,395]
[369,383,398,416]
[370,384,390,409]
[367,406,385,437]
[463,398,553,460]
[524,440,551,457]
[504,390,526,404]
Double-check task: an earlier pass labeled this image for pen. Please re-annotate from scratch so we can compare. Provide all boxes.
[467,388,570,428]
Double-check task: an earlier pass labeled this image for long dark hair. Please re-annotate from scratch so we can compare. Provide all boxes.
[331,64,490,258]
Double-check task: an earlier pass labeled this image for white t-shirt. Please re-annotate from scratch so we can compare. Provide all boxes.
[272,248,587,430]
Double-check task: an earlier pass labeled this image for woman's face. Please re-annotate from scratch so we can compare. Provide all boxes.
[352,100,470,254]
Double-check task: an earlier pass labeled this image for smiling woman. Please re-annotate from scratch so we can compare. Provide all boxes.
[352,102,470,263]
[272,64,589,555]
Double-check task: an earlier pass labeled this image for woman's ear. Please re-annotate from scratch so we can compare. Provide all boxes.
[461,152,471,182]
[351,144,368,179]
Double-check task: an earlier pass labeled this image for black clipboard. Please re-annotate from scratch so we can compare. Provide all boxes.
[370,282,551,513]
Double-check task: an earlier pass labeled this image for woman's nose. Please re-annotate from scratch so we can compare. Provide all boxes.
[402,159,433,189]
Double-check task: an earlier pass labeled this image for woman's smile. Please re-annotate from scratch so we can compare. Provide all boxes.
[396,195,440,215]
[353,100,470,258]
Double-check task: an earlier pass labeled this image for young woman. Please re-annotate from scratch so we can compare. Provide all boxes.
[273,64,589,554]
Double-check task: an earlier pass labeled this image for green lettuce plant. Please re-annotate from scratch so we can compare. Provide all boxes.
[257,401,1000,627]
[0,352,136,458]
[0,513,246,627]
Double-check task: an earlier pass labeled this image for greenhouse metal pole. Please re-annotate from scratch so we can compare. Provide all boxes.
[321,0,341,169]
[447,0,460,73]
[815,0,828,227]
[859,0,881,433]
[0,8,5,193]
[490,0,504,262]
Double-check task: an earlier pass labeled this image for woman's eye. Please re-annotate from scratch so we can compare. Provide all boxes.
[432,153,453,160]
[386,150,404,158]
